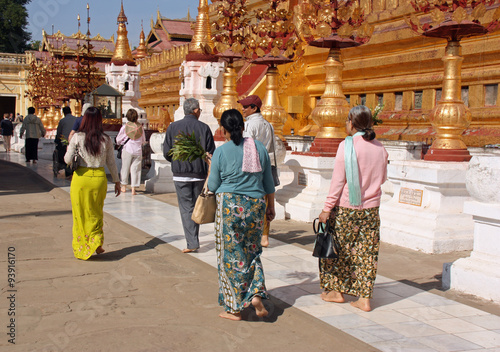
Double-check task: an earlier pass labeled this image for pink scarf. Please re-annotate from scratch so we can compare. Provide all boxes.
[241,138,262,173]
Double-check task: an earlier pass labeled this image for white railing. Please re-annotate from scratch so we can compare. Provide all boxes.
[0,53,28,65]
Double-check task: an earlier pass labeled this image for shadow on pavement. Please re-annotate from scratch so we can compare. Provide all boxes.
[89,237,166,261]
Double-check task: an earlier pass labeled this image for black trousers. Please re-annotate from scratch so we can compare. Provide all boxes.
[25,138,39,161]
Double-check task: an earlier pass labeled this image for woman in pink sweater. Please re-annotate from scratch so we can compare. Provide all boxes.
[318,105,388,312]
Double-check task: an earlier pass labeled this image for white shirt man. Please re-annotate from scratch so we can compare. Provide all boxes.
[238,95,275,247]
[238,95,274,156]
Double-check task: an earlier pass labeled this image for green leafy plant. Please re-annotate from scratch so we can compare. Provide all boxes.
[372,103,384,126]
[168,131,207,162]
[60,135,69,146]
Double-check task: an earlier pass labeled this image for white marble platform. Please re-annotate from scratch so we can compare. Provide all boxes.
[1,151,499,352]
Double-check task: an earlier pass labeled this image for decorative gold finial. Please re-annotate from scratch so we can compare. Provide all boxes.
[111,1,135,66]
[188,0,214,54]
[117,0,127,24]
[135,22,148,59]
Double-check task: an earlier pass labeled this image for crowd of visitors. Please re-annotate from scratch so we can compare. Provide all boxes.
[2,98,388,320]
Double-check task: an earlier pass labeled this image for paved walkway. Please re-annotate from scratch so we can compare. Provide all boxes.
[2,151,500,352]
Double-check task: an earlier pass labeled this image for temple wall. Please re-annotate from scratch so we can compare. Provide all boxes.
[138,44,190,121]
[0,53,30,116]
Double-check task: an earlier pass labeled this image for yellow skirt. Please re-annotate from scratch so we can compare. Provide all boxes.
[70,167,107,260]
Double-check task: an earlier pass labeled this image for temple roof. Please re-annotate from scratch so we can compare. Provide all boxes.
[40,30,115,58]
[145,10,194,52]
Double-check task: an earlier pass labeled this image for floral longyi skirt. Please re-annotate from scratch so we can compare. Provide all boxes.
[215,192,268,313]
[319,206,380,298]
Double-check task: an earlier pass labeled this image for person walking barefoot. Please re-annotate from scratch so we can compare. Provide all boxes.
[318,106,388,313]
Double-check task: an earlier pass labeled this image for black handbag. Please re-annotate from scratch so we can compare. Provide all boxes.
[312,217,340,259]
[116,138,130,159]
[67,146,82,172]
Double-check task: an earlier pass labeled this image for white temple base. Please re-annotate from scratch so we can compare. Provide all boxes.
[145,154,175,194]
[380,160,474,254]
[444,201,500,302]
[276,153,334,222]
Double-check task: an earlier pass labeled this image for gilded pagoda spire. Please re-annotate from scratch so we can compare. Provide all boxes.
[188,0,214,54]
[111,1,135,66]
[135,23,148,59]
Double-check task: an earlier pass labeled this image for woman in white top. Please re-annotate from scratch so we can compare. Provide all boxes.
[64,107,120,260]
[116,109,146,195]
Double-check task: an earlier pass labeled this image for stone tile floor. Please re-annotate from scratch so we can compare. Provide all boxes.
[2,151,499,352]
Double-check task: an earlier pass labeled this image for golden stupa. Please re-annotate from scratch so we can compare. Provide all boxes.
[111,1,135,66]
[135,25,148,60]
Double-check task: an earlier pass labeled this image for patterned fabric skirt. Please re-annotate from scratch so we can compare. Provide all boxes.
[70,167,107,260]
[319,206,380,299]
[215,192,269,313]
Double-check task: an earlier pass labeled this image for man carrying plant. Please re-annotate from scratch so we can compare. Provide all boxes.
[55,106,77,177]
[163,98,216,253]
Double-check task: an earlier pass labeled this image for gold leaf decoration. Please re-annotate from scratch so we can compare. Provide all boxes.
[351,7,362,22]
[338,23,354,37]
[452,7,467,24]
[337,6,350,21]
[270,47,281,57]
[231,42,243,53]
[492,6,500,21]
[317,22,332,37]
[431,8,445,25]
[256,48,266,56]
[215,42,229,53]
[472,4,486,20]
[358,22,374,38]
[318,8,333,23]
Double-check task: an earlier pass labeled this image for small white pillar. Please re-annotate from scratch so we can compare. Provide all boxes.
[444,154,500,302]
[277,153,335,222]
[144,132,175,193]
[380,160,473,253]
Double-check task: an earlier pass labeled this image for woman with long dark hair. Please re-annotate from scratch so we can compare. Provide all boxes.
[64,107,120,260]
[207,109,276,321]
[318,105,388,312]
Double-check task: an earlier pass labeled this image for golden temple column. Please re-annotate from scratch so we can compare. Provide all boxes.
[305,46,350,156]
[311,47,349,139]
[425,40,472,161]
[261,65,287,139]
[45,106,56,129]
[213,62,241,121]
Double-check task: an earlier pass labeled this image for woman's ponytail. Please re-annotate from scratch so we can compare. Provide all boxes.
[221,109,245,146]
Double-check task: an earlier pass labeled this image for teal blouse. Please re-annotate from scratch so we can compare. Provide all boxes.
[207,138,275,199]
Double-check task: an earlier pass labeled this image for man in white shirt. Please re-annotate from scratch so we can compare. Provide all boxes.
[238,95,275,247]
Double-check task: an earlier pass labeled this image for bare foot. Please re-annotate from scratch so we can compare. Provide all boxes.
[251,296,268,317]
[219,311,242,321]
[350,298,371,312]
[321,291,345,303]
[33,160,37,164]
[182,248,198,253]
[261,234,269,247]
[121,186,126,193]
[131,188,137,195]
[96,246,105,254]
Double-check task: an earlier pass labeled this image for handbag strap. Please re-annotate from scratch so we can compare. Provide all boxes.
[313,218,325,235]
